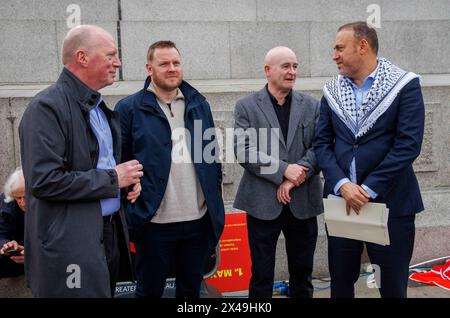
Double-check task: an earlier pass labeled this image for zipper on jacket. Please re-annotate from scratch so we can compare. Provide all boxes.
[166,103,174,117]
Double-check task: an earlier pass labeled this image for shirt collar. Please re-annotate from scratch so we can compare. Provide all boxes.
[95,96,103,108]
[147,82,184,103]
[346,59,379,89]
[265,84,292,106]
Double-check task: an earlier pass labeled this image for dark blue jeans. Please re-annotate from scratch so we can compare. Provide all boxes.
[134,214,211,298]
[247,206,318,298]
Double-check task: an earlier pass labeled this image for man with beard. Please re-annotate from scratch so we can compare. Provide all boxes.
[115,41,225,298]
[313,22,425,298]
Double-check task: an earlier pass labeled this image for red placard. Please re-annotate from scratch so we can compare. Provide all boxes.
[206,212,251,292]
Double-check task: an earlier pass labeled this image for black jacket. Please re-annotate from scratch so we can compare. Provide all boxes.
[19,68,133,297]
[0,193,24,247]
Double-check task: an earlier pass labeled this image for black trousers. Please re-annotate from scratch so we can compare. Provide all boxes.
[0,256,24,279]
[328,214,415,298]
[103,213,121,298]
[133,214,211,298]
[247,206,318,298]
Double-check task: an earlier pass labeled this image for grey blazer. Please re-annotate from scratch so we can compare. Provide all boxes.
[233,87,323,220]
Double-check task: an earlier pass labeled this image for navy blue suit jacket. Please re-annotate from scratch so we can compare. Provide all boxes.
[313,77,425,216]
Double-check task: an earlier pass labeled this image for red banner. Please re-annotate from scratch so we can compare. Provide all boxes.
[206,212,251,292]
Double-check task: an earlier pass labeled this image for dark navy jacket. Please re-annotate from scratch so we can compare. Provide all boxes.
[313,78,425,216]
[0,193,24,248]
[115,77,225,247]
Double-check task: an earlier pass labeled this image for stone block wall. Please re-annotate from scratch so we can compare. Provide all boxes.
[1,0,449,82]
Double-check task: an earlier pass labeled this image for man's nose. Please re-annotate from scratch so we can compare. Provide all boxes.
[332,51,339,61]
[168,63,176,71]
[114,57,122,67]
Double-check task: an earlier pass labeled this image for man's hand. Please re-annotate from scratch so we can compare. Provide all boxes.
[127,182,141,203]
[0,240,25,264]
[115,160,144,189]
[339,182,370,215]
[277,180,296,205]
[283,164,309,187]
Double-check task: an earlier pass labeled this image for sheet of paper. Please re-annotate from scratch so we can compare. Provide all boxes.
[324,196,390,246]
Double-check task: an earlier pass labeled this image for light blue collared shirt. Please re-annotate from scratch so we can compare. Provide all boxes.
[334,64,379,199]
[89,98,120,216]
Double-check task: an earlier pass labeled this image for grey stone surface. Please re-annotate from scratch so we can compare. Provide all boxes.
[1,1,450,83]
[415,109,435,169]
[0,0,117,21]
[9,97,29,170]
[0,276,32,298]
[0,98,16,188]
[121,21,230,80]
[417,88,450,188]
[378,21,450,75]
[412,225,450,267]
[121,0,256,22]
[230,22,311,78]
[310,21,450,77]
[0,20,59,83]
[257,0,373,22]
[0,0,33,20]
[380,0,450,21]
[256,0,450,22]
[416,190,450,227]
[204,92,250,112]
[310,22,341,77]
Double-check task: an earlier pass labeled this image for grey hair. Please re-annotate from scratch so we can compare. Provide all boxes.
[3,167,24,203]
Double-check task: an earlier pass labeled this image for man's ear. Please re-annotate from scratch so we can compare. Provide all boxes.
[263,64,271,78]
[75,50,89,67]
[359,39,369,54]
[145,63,152,76]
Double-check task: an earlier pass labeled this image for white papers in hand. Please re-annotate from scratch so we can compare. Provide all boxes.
[324,196,390,246]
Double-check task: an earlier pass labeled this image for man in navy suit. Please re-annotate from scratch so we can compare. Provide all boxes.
[313,21,425,298]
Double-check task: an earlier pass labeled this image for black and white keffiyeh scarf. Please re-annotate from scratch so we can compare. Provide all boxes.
[323,57,419,138]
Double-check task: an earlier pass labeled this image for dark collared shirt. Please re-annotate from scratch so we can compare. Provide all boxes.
[266,84,292,143]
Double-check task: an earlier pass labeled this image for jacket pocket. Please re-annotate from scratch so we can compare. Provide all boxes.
[42,204,68,247]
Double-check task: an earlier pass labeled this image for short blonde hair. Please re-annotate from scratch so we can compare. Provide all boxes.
[3,167,24,203]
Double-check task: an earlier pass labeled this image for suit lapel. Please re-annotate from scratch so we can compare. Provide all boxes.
[256,88,286,148]
[286,92,304,151]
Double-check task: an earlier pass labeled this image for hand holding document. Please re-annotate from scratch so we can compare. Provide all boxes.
[324,195,390,246]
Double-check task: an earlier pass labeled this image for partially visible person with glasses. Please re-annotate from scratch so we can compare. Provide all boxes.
[0,167,25,278]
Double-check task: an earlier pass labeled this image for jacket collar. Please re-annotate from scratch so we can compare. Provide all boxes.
[286,91,305,150]
[58,67,102,112]
[256,86,305,150]
[256,87,286,148]
[138,76,205,115]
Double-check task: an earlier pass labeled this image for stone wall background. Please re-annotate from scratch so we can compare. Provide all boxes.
[1,0,449,82]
